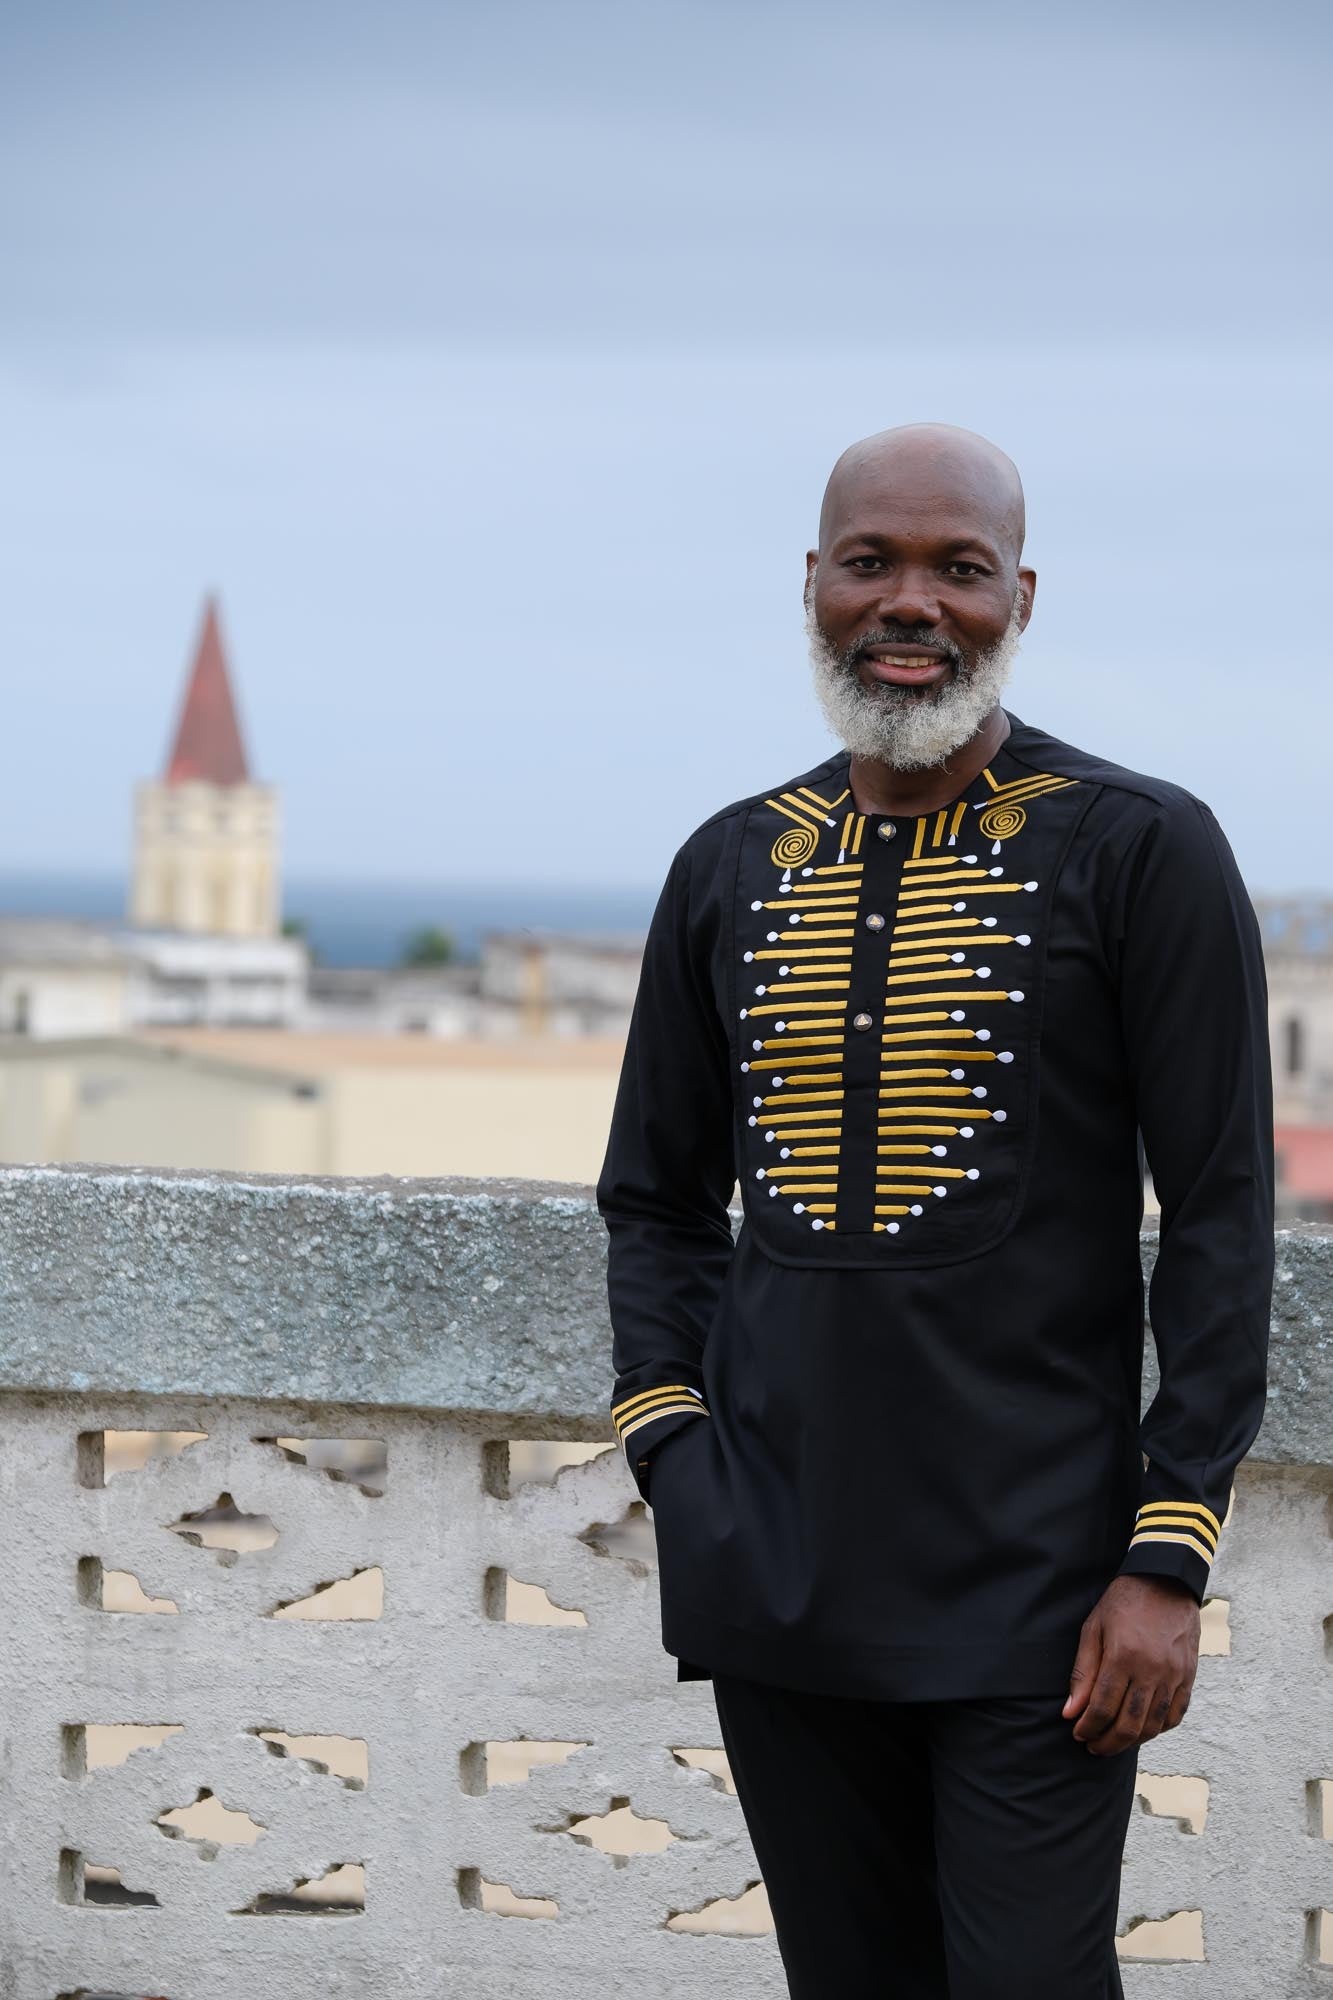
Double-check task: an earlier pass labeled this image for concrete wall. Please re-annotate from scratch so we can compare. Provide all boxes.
[0,1164,1327,1999]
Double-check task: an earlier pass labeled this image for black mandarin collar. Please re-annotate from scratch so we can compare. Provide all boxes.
[827,708,1040,825]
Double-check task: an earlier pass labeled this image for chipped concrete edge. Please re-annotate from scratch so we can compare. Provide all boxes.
[0,1163,1326,1464]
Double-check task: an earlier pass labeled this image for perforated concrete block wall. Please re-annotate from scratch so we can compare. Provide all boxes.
[0,1166,1326,1998]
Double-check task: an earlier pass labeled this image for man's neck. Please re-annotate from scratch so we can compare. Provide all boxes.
[846,705,1013,818]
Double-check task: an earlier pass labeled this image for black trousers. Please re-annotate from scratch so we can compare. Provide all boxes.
[711,1671,1139,2000]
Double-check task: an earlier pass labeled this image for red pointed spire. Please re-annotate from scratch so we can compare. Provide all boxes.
[165,596,250,786]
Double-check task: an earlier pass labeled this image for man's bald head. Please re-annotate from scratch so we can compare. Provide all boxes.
[818,423,1026,565]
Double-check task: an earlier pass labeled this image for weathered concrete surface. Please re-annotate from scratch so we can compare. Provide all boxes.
[0,1165,1327,1462]
[0,1389,767,2000]
[0,1164,611,1431]
[1121,1460,1333,2000]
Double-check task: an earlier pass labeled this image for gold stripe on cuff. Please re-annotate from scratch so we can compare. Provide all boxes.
[619,1403,709,1450]
[612,1383,702,1429]
[1136,1498,1222,1538]
[1129,1528,1215,1563]
[1134,1512,1218,1553]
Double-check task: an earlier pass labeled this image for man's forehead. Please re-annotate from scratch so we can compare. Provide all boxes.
[823,479,1007,546]
[818,426,1025,558]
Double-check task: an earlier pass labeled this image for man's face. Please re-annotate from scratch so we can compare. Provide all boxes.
[804,455,1036,768]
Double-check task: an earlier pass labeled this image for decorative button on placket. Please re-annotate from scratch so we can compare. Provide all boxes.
[865,912,886,931]
[852,1011,874,1031]
[877,820,897,841]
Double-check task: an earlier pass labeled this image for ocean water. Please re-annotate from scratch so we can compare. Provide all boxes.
[0,872,656,969]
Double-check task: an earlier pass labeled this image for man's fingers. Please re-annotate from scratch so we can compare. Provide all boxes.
[1083,1675,1144,1756]
[1135,1684,1176,1745]
[1062,1617,1103,1719]
[1070,1664,1129,1745]
[1083,1675,1145,1756]
[1079,1655,1197,1754]
[1151,1658,1197,1739]
[1086,1677,1195,1756]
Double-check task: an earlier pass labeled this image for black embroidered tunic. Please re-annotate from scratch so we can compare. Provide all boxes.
[596,711,1274,1700]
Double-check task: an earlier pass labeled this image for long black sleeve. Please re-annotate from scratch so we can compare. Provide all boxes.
[1110,794,1275,1603]
[596,840,737,1500]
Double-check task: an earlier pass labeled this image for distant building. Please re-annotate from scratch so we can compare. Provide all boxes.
[478,929,644,1035]
[304,963,484,1038]
[1263,898,1333,1125]
[0,919,131,1039]
[0,599,303,1037]
[1259,897,1333,1219]
[130,597,280,938]
[301,930,644,1038]
[126,928,307,1030]
[0,916,306,1038]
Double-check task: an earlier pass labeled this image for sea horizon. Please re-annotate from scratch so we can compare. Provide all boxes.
[0,869,657,970]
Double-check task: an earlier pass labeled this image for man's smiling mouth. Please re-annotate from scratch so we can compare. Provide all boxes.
[860,646,954,688]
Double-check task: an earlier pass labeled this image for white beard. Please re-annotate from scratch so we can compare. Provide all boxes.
[806,588,1024,770]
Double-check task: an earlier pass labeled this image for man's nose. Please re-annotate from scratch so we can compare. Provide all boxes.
[875,571,942,628]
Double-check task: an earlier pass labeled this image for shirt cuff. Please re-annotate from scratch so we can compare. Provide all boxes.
[1114,1500,1221,1606]
[611,1385,710,1501]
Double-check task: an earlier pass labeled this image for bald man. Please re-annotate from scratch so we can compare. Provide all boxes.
[597,425,1273,1998]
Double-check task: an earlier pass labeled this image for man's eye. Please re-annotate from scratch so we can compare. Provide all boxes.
[947,562,987,577]
[847,557,884,571]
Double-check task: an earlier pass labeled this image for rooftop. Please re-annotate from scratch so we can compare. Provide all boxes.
[0,916,131,968]
[163,595,250,787]
[143,1027,628,1071]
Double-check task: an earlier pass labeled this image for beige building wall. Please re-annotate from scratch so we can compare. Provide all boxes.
[131,779,280,937]
[320,1062,622,1179]
[173,1033,626,1182]
[0,1033,631,1186]
[0,1058,82,1163]
[0,1042,322,1176]
[71,1068,320,1176]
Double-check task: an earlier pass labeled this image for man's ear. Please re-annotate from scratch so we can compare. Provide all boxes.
[1017,566,1037,631]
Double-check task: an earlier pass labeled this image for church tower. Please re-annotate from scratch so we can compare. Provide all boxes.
[130,597,280,937]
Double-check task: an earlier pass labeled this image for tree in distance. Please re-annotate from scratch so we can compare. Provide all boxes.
[281,915,320,966]
[400,926,456,968]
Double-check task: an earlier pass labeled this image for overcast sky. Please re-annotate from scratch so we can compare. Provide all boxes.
[1,0,1328,894]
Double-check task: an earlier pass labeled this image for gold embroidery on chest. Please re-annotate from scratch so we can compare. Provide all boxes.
[744,782,853,1229]
[742,769,1079,1241]
[978,801,1026,841]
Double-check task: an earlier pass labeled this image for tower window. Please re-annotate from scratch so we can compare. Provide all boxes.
[1284,1016,1304,1077]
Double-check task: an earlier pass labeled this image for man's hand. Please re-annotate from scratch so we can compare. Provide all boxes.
[1062,1574,1200,1756]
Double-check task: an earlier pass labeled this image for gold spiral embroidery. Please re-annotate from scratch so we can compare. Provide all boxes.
[977,802,1026,842]
[772,823,818,867]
